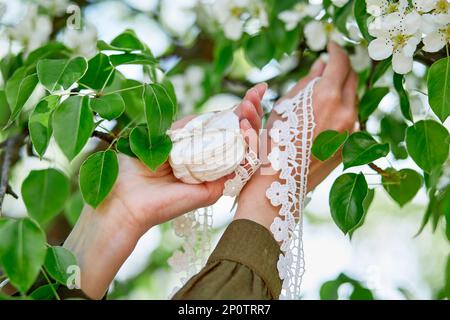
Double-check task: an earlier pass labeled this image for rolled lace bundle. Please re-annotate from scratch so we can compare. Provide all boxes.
[168,109,246,184]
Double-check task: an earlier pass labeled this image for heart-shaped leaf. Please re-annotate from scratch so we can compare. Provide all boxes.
[28,95,60,157]
[44,246,78,286]
[329,173,368,234]
[428,57,450,122]
[37,57,87,92]
[382,168,423,207]
[78,53,113,91]
[312,130,348,161]
[379,115,408,160]
[244,32,275,69]
[406,120,449,173]
[343,132,389,169]
[0,218,46,293]
[4,67,39,127]
[129,126,172,171]
[89,93,125,120]
[22,168,70,225]
[53,96,94,161]
[79,150,119,208]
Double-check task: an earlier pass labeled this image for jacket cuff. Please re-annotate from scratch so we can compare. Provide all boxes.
[208,219,282,297]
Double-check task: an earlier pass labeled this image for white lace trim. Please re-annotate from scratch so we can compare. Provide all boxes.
[266,78,319,299]
[224,149,261,197]
[168,206,213,296]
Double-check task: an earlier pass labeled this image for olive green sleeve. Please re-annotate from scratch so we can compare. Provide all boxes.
[173,219,282,300]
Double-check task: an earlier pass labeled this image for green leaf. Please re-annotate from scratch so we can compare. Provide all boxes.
[333,0,353,36]
[393,73,412,121]
[64,191,84,227]
[369,57,391,86]
[406,120,450,173]
[379,115,408,159]
[44,246,78,286]
[117,136,136,157]
[244,32,275,69]
[428,57,450,122]
[78,53,114,91]
[111,29,145,51]
[312,130,348,161]
[37,57,87,92]
[22,168,70,225]
[329,173,368,234]
[144,83,177,145]
[28,95,60,157]
[53,96,94,160]
[358,87,389,122]
[382,168,423,207]
[353,0,372,41]
[89,93,125,120]
[30,283,60,300]
[109,53,157,66]
[342,132,389,169]
[0,90,11,128]
[349,188,375,238]
[1,53,23,82]
[0,218,47,293]
[25,42,70,66]
[214,40,234,75]
[79,150,119,208]
[129,126,172,171]
[120,79,145,123]
[4,67,39,127]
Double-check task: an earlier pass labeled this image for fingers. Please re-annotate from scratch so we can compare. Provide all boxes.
[285,59,326,100]
[342,70,358,110]
[243,83,267,117]
[240,100,261,131]
[322,42,351,88]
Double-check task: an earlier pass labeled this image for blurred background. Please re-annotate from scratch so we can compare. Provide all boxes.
[0,0,448,299]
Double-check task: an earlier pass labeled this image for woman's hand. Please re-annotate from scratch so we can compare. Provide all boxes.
[235,42,358,230]
[63,83,267,299]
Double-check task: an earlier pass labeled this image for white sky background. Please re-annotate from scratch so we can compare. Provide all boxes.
[1,0,448,299]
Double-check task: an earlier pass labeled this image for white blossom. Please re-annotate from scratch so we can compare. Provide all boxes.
[63,24,98,58]
[171,66,205,115]
[417,0,450,52]
[304,20,345,51]
[368,12,422,74]
[36,0,71,16]
[9,5,52,53]
[365,0,409,17]
[332,0,350,8]
[278,2,322,31]
[210,0,268,40]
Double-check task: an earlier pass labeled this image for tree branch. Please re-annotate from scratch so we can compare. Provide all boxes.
[0,132,26,215]
[368,162,389,177]
[92,130,115,144]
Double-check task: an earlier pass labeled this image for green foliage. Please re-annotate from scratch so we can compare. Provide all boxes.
[0,218,47,293]
[22,169,70,225]
[320,273,374,300]
[53,96,94,160]
[89,93,125,120]
[28,95,60,157]
[406,120,450,173]
[428,57,449,122]
[79,150,119,208]
[379,115,408,159]
[382,168,423,207]
[342,132,389,169]
[358,87,389,122]
[312,130,348,161]
[244,32,275,69]
[393,73,412,121]
[37,57,87,92]
[329,173,369,234]
[44,246,78,286]
[78,53,114,91]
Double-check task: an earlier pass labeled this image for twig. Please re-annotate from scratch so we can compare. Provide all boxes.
[92,130,115,144]
[0,133,24,215]
[368,162,389,177]
[6,185,18,199]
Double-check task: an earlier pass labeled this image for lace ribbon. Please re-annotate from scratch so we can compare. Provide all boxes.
[266,78,319,299]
